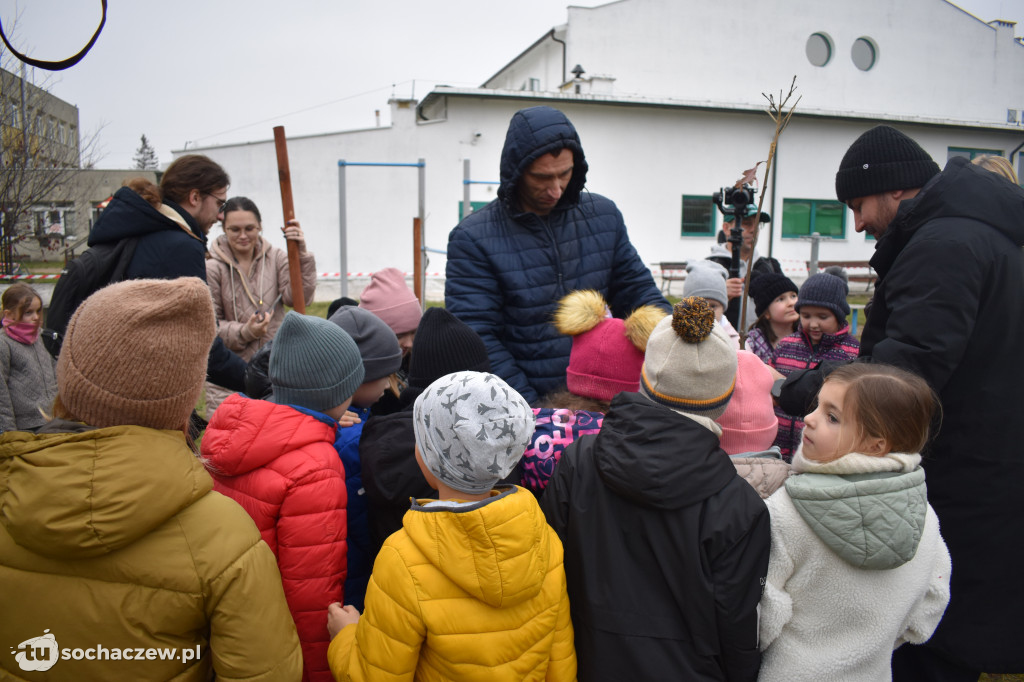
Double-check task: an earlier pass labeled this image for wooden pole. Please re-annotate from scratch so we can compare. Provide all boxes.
[412,217,423,305]
[273,125,305,314]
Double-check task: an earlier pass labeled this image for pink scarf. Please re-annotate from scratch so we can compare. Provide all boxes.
[2,319,40,345]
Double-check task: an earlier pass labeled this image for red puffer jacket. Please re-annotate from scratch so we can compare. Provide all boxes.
[202,393,347,682]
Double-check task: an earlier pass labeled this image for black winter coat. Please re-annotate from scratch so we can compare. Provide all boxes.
[445,106,669,404]
[541,392,769,682]
[860,157,1024,671]
[88,187,246,391]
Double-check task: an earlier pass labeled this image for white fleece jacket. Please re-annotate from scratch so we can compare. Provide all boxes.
[758,449,951,682]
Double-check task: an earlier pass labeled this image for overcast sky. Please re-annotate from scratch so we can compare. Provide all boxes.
[1,0,1021,170]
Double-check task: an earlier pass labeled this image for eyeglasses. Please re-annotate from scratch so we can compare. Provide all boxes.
[205,193,228,213]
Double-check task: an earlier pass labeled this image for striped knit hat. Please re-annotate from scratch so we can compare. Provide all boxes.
[640,297,737,420]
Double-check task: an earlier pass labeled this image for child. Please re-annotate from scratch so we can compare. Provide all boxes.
[0,278,301,681]
[717,349,791,499]
[758,363,951,682]
[772,273,860,460]
[360,306,492,557]
[541,297,770,681]
[326,305,403,611]
[746,273,799,365]
[202,312,365,682]
[358,267,422,416]
[326,371,576,681]
[684,260,741,347]
[522,289,665,495]
[1,283,57,432]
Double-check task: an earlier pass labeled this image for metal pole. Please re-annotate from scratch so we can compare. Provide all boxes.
[809,232,821,275]
[418,158,426,308]
[338,161,349,299]
[463,159,472,220]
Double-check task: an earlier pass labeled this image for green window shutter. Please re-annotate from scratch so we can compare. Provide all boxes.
[681,195,715,236]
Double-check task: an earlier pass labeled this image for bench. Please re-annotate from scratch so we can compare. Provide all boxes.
[658,261,688,296]
[806,260,876,292]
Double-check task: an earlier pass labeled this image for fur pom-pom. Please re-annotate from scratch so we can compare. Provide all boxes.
[623,305,668,352]
[671,296,715,343]
[554,290,607,336]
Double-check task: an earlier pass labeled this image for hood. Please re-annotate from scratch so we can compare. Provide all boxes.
[201,393,337,476]
[593,392,739,510]
[88,186,204,247]
[0,426,212,559]
[403,487,551,608]
[497,105,589,214]
[875,157,1024,274]
[208,233,272,266]
[785,450,927,569]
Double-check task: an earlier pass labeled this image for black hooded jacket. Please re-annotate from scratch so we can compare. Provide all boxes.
[541,392,769,682]
[88,186,246,391]
[859,157,1024,671]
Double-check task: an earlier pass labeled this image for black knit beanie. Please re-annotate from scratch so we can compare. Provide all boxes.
[407,307,490,389]
[797,273,850,323]
[751,273,799,318]
[835,126,940,203]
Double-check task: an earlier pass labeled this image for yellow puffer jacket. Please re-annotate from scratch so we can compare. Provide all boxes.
[0,424,303,682]
[328,486,576,681]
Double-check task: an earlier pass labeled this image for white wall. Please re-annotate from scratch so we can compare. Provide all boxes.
[184,94,1022,282]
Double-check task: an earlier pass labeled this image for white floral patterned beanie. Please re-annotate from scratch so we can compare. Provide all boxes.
[413,371,536,495]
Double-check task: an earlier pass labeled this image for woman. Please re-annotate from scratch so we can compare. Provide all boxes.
[205,196,316,411]
[0,283,57,432]
[0,278,302,681]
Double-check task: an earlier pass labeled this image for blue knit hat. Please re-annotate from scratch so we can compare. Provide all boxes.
[796,273,850,323]
[270,312,365,411]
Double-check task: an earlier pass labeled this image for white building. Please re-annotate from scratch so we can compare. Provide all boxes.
[177,0,1024,294]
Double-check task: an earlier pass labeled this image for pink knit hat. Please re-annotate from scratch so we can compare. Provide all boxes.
[358,267,421,335]
[554,290,667,403]
[717,350,779,455]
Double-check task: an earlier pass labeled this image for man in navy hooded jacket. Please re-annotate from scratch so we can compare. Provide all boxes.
[445,106,670,404]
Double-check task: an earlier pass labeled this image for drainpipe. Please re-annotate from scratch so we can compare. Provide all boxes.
[1010,140,1024,175]
[549,29,567,86]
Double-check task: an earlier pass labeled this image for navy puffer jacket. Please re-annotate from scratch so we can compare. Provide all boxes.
[445,106,669,404]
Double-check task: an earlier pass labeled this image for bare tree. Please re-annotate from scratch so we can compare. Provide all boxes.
[0,32,104,273]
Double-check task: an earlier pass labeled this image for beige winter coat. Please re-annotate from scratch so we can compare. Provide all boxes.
[206,235,316,361]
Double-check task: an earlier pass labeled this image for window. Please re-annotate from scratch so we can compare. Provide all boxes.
[851,37,878,71]
[680,195,715,236]
[948,146,1002,161]
[806,33,833,67]
[782,199,846,239]
[458,201,489,221]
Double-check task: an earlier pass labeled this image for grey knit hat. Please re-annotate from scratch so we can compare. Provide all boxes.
[684,260,729,308]
[270,312,365,411]
[328,305,402,381]
[835,126,940,203]
[797,273,850,322]
[640,297,737,420]
[413,371,535,495]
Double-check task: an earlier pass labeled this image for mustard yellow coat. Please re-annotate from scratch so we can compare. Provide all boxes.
[328,486,576,681]
[0,424,303,682]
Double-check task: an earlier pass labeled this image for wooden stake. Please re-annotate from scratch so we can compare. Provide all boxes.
[273,125,305,314]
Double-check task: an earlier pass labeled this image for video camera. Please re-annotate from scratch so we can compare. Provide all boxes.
[712,183,759,279]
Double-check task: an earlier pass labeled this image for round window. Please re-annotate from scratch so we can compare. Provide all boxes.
[806,33,832,67]
[852,37,877,71]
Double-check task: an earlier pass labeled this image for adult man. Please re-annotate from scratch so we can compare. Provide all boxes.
[445,106,669,404]
[88,154,246,391]
[798,126,1024,680]
[707,208,780,330]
